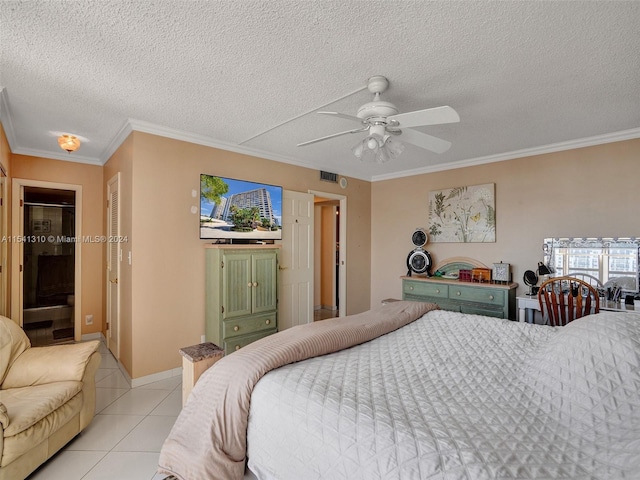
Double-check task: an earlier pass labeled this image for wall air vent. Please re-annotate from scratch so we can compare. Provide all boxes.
[320,171,338,183]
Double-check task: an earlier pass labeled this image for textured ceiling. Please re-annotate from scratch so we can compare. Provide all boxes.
[1,0,639,181]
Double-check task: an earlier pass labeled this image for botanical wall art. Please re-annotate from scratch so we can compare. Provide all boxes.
[428,183,495,243]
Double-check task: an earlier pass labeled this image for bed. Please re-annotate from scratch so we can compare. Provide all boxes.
[159,301,640,479]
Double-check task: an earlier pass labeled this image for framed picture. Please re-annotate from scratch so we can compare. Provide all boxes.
[428,183,495,243]
[32,219,51,233]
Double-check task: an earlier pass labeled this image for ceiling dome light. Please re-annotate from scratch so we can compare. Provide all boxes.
[58,134,80,153]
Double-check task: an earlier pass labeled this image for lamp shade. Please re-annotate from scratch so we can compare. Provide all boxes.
[537,262,552,276]
[58,135,80,153]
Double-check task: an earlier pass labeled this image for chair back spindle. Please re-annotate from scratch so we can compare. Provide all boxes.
[537,276,600,326]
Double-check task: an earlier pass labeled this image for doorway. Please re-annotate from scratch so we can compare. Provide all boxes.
[314,198,340,320]
[310,190,347,319]
[12,179,82,345]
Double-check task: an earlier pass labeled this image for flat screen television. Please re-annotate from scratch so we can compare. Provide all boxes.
[200,174,283,241]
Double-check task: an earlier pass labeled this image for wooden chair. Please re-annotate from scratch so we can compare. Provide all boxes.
[565,272,603,289]
[537,276,600,326]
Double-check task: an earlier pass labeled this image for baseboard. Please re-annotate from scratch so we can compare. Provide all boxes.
[82,332,182,388]
[129,366,182,388]
[81,332,105,342]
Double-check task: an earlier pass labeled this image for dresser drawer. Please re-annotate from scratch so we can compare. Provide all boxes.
[224,328,277,354]
[223,313,276,339]
[403,280,449,298]
[449,285,504,305]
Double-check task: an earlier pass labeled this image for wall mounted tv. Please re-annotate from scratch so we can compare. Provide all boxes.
[200,174,283,242]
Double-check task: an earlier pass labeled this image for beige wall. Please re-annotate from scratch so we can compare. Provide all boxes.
[103,136,134,374]
[370,138,640,307]
[10,154,104,335]
[110,131,371,378]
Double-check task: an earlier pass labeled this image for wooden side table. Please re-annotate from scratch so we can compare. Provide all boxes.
[179,342,224,406]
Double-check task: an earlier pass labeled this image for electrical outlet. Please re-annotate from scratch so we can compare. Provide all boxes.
[85,314,94,326]
[201,335,206,343]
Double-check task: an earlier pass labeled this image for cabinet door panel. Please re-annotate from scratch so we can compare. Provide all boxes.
[223,253,252,318]
[252,252,278,314]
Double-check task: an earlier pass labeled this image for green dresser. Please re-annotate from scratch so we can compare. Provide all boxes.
[402,276,517,319]
[205,245,280,354]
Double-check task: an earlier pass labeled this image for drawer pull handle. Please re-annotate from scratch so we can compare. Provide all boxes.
[409,286,414,290]
[247,282,252,287]
[235,345,241,351]
[456,291,461,296]
[265,319,271,325]
[233,325,239,332]
[435,289,440,294]
[253,282,258,287]
[489,295,495,300]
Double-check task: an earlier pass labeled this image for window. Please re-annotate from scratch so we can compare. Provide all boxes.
[543,238,639,293]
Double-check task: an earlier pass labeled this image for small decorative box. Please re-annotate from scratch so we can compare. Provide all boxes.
[459,269,472,282]
[471,268,492,283]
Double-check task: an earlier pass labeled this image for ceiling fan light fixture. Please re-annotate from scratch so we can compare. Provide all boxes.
[58,134,80,153]
[352,135,404,164]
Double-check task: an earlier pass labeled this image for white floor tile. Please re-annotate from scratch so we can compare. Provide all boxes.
[99,352,120,369]
[28,450,108,480]
[150,390,182,416]
[66,414,145,451]
[94,367,115,382]
[114,415,178,452]
[83,451,160,480]
[95,386,129,413]
[136,375,182,391]
[96,369,130,389]
[101,388,171,415]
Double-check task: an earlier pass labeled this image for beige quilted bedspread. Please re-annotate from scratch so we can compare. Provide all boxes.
[158,300,438,480]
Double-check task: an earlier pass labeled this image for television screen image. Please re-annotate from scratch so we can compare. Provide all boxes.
[200,174,283,241]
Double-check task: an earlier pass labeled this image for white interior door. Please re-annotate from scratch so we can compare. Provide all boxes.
[279,190,314,330]
[107,173,120,358]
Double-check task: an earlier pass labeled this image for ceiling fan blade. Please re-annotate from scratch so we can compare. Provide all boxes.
[297,127,368,147]
[398,128,452,154]
[388,106,460,129]
[317,111,362,123]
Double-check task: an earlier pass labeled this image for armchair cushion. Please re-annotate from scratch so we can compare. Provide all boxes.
[0,381,82,437]
[1,341,99,389]
[0,318,30,386]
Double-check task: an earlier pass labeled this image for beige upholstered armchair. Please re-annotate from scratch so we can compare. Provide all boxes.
[0,315,101,480]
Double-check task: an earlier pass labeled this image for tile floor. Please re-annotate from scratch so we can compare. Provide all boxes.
[27,340,181,480]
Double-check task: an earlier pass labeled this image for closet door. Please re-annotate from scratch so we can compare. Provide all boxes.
[107,173,120,358]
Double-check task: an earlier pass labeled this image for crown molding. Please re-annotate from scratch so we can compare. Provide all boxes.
[0,88,18,153]
[9,146,103,165]
[126,118,324,172]
[99,120,133,165]
[371,127,640,182]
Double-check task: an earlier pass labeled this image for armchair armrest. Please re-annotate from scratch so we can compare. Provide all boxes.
[1,340,100,389]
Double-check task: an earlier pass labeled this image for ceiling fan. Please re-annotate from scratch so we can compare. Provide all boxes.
[297,75,460,163]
